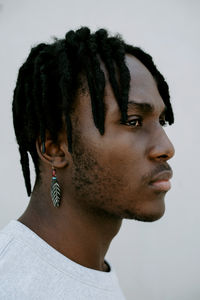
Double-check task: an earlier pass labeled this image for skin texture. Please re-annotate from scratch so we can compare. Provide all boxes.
[18,54,175,272]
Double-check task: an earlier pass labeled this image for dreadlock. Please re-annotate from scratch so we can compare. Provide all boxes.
[12,27,174,197]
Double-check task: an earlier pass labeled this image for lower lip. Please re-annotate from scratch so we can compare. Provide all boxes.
[149,180,171,192]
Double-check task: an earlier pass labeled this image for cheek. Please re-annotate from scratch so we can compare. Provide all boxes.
[70,126,166,221]
[70,136,165,221]
[99,133,147,182]
[71,134,146,204]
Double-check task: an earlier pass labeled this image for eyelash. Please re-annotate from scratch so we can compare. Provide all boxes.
[125,117,167,128]
[126,118,142,128]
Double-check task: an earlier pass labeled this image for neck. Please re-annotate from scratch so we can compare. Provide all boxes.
[18,185,122,272]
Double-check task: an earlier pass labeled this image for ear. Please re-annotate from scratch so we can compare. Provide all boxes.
[36,131,69,169]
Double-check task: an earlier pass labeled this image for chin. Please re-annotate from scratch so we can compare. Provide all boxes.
[122,200,166,222]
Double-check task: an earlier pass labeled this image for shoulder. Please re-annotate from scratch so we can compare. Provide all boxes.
[0,231,14,257]
[0,224,47,299]
[0,222,25,265]
[0,227,23,299]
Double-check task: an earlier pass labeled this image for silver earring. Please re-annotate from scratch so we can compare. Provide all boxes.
[51,166,61,207]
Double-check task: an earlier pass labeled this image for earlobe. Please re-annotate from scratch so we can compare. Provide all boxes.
[36,137,69,169]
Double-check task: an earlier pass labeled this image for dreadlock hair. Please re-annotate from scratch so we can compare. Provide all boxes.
[12,27,174,197]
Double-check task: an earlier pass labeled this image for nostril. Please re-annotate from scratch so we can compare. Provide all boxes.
[156,154,169,161]
[159,154,168,158]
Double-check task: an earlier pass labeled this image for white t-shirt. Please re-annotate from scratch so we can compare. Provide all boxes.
[0,220,126,300]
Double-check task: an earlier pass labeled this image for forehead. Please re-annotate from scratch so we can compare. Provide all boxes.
[104,54,165,115]
[72,55,166,128]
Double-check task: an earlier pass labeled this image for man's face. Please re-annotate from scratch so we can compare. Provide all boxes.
[68,54,175,222]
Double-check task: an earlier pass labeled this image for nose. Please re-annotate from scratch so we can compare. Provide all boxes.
[148,127,175,162]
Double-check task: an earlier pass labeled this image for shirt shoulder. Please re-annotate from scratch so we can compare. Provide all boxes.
[0,221,126,300]
[0,232,14,258]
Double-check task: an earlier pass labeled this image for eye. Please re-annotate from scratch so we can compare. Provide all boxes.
[159,118,167,127]
[126,118,143,128]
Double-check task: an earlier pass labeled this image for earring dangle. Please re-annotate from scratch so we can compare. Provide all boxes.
[51,166,61,208]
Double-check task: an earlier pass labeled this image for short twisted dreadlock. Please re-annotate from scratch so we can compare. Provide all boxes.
[12,27,174,197]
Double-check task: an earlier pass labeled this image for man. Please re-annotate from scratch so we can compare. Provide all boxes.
[0,27,175,299]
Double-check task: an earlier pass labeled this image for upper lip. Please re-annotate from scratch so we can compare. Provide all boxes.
[149,170,173,184]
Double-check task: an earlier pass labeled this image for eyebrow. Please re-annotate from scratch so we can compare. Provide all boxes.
[127,100,167,115]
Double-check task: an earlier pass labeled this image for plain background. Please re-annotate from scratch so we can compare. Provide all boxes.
[0,0,200,299]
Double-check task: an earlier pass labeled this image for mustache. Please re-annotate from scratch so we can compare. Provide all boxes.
[142,163,173,184]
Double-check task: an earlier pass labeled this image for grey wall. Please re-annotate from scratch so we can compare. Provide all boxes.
[0,0,200,299]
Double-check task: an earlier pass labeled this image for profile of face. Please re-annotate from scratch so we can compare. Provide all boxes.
[62,54,175,222]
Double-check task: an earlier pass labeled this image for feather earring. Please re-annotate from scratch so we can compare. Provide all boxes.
[51,166,61,207]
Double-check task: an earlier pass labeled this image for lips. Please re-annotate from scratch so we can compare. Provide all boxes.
[149,170,173,192]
